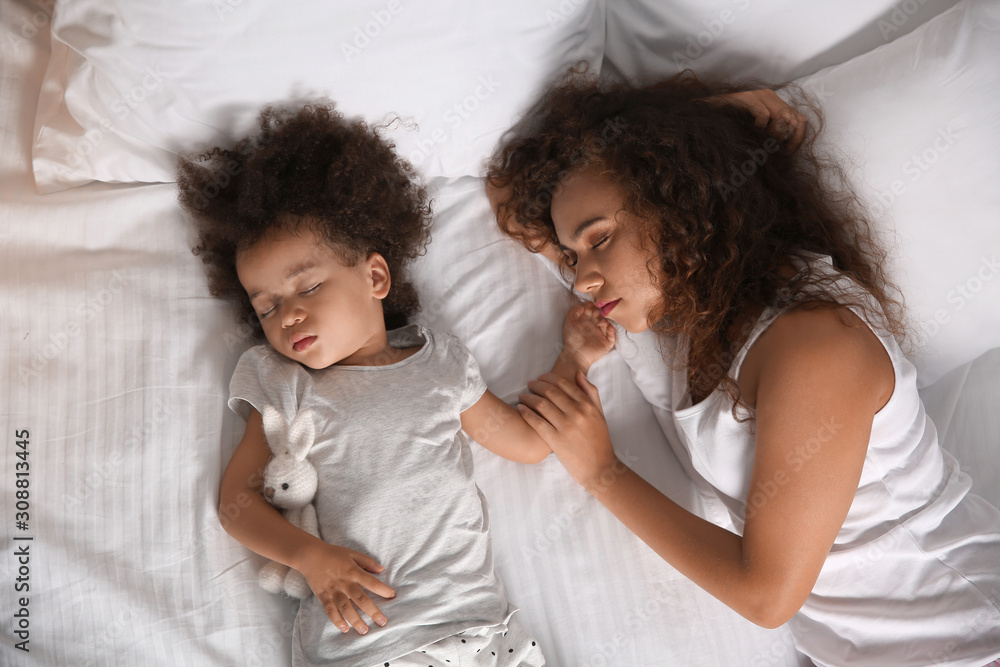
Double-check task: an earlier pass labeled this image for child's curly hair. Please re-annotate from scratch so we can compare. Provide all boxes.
[178,103,433,339]
[487,70,907,408]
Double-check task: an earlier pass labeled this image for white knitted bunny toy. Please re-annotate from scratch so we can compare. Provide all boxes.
[258,405,320,599]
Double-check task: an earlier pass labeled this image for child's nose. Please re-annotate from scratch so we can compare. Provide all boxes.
[281,303,306,326]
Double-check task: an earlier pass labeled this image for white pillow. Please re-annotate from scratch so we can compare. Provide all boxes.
[604,0,960,83]
[790,0,1000,386]
[31,0,605,193]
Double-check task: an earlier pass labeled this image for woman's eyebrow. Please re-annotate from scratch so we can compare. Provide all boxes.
[248,261,317,301]
[558,216,608,251]
[572,216,607,240]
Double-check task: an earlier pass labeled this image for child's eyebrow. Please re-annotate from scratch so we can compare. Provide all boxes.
[248,261,317,301]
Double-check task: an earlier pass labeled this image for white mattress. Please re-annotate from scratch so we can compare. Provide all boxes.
[1,1,997,665]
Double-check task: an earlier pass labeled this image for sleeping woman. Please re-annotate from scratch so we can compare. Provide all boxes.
[486,72,1000,666]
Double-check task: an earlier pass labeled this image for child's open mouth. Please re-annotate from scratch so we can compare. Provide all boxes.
[292,335,316,352]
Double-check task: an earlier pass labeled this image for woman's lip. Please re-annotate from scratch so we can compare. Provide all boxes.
[597,299,620,317]
[292,335,316,352]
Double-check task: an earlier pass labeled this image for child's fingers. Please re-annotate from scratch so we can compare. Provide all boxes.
[348,587,389,628]
[357,570,396,601]
[318,592,353,633]
[601,321,616,346]
[332,592,370,634]
[352,551,385,573]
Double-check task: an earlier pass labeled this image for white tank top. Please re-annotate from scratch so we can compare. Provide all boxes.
[616,255,1000,666]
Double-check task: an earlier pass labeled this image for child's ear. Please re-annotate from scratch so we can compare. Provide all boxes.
[367,252,391,300]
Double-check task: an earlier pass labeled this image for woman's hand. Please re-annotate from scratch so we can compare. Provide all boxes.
[517,371,621,490]
[707,89,808,151]
[562,301,617,374]
[295,542,396,635]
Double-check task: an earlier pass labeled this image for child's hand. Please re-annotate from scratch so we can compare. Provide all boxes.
[562,301,616,374]
[296,542,396,635]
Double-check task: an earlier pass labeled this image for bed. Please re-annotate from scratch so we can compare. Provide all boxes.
[2,0,998,665]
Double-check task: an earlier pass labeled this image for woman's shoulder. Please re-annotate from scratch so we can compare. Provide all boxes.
[739,304,895,411]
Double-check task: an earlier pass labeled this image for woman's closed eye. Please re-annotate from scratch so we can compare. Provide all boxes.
[563,235,610,267]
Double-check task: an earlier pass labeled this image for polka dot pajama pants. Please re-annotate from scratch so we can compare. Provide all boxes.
[375,614,545,667]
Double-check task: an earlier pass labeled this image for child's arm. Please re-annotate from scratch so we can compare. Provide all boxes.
[461,390,551,463]
[220,407,396,635]
[460,302,615,463]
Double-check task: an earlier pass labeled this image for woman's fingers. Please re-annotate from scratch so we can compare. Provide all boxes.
[783,109,808,152]
[753,89,807,150]
[536,373,591,404]
[516,402,558,438]
[524,377,574,413]
[518,389,565,427]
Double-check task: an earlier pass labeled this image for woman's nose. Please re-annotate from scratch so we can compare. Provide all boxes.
[573,259,604,294]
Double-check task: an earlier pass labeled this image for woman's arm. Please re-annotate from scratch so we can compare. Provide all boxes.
[517,307,893,628]
[461,302,616,463]
[220,408,396,634]
[704,89,808,151]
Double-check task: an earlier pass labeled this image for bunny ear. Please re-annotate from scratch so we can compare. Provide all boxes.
[261,406,287,454]
[286,408,315,461]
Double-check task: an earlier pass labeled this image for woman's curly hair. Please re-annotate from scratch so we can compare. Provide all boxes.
[178,103,432,339]
[487,70,907,409]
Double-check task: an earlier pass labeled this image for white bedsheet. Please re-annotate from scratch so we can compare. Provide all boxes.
[1,1,997,666]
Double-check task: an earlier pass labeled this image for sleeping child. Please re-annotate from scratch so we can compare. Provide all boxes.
[176,104,595,666]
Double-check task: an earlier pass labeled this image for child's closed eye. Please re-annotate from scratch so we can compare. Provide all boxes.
[300,284,321,295]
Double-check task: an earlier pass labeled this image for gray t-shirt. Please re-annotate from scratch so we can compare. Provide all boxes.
[228,324,511,666]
